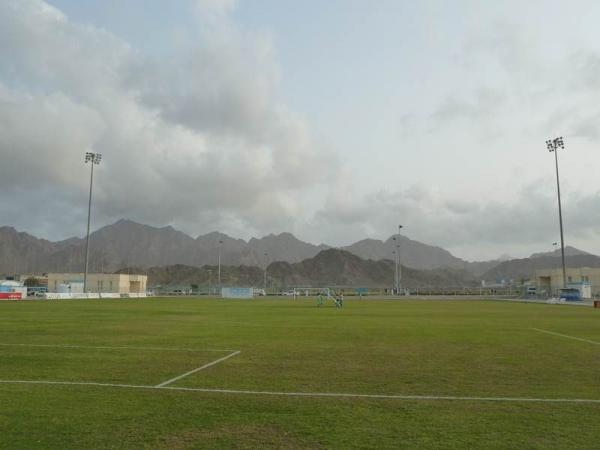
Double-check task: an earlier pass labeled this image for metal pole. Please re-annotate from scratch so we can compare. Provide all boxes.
[554,148,567,289]
[208,269,212,295]
[264,252,268,289]
[392,240,397,295]
[83,161,94,293]
[395,247,399,294]
[398,225,403,295]
[217,240,222,292]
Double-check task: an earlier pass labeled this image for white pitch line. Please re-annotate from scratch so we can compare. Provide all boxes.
[532,328,600,346]
[0,343,237,353]
[0,379,599,404]
[155,350,241,387]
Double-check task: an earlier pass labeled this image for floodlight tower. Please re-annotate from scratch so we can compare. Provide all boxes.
[546,137,567,289]
[217,239,223,292]
[397,225,403,294]
[263,252,268,289]
[83,151,102,293]
[392,239,398,294]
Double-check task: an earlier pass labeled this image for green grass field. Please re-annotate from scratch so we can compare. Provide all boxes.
[0,297,599,449]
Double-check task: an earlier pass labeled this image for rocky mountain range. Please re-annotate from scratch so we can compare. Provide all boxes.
[266,249,476,288]
[0,219,467,274]
[119,249,478,289]
[480,248,600,282]
[341,237,464,270]
[1,219,597,284]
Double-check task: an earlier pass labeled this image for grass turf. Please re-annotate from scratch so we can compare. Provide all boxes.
[0,297,598,449]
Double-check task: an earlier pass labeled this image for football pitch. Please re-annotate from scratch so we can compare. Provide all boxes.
[0,298,599,449]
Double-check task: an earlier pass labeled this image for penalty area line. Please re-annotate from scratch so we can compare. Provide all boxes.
[155,350,241,387]
[0,380,599,404]
[531,328,600,346]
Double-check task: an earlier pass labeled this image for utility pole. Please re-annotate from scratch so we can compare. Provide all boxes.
[546,137,567,289]
[83,152,102,293]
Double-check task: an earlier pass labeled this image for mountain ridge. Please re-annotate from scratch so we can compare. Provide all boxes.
[1,219,596,277]
[0,219,467,274]
[118,248,478,289]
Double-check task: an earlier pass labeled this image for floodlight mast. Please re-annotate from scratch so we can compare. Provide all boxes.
[546,137,567,290]
[392,238,397,294]
[397,225,403,295]
[217,239,223,293]
[263,252,268,289]
[83,152,102,293]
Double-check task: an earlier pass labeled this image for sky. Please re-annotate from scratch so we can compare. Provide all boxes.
[1,0,600,261]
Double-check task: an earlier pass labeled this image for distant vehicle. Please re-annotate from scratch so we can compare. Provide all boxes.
[253,288,266,296]
[526,286,537,296]
[27,286,47,297]
[168,289,187,295]
[559,288,581,301]
[282,290,297,296]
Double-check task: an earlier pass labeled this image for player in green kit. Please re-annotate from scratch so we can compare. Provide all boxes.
[317,293,324,307]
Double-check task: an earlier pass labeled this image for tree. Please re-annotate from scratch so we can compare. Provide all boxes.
[23,277,41,287]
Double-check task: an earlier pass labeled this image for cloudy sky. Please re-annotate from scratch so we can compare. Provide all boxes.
[2,0,600,260]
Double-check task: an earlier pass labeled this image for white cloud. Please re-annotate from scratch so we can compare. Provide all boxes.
[307,179,600,260]
[0,0,336,241]
[1,1,600,262]
[194,0,237,18]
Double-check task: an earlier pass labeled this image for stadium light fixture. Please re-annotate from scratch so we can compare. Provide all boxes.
[83,152,102,293]
[546,137,567,289]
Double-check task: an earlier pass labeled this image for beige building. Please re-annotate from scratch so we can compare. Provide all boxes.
[535,267,600,296]
[47,273,147,294]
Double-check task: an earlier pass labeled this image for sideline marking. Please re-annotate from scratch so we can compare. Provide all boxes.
[0,343,237,353]
[0,379,599,404]
[532,328,600,346]
[155,350,241,387]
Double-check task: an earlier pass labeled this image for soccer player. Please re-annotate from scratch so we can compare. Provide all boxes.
[317,293,324,307]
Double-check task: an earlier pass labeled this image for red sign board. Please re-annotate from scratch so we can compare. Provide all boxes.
[0,293,22,300]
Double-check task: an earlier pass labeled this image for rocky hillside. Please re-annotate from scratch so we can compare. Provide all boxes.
[341,236,466,270]
[480,252,600,282]
[127,249,478,289]
[0,220,326,273]
[0,219,473,274]
[3,219,596,279]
